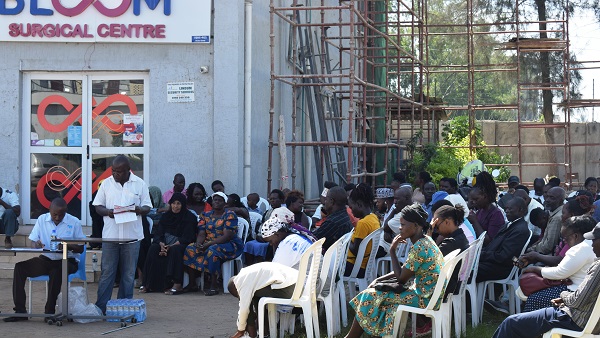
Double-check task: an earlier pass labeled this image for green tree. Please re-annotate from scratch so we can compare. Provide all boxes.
[480,0,591,123]
[426,0,519,121]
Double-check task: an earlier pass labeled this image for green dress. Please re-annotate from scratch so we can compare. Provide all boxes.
[349,236,444,336]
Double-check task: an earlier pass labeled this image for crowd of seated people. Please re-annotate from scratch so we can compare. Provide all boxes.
[92,168,600,338]
[13,157,600,338]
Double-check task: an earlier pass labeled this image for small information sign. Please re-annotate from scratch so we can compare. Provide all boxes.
[167,82,195,103]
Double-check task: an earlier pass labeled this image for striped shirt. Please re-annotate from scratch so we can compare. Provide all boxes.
[313,208,352,252]
[560,258,600,333]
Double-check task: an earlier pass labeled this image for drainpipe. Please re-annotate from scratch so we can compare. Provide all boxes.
[243,0,253,195]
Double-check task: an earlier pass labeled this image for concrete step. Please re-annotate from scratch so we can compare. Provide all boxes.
[0,234,32,248]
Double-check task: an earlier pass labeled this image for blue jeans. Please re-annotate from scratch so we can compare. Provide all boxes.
[0,209,19,236]
[492,306,582,338]
[95,241,140,313]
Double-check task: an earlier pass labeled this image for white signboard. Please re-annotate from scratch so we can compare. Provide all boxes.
[167,82,195,103]
[0,0,212,43]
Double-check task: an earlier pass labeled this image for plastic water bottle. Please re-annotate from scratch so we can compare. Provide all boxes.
[138,299,147,322]
[117,300,124,319]
[50,229,58,251]
[127,300,134,322]
[106,302,115,322]
[92,253,98,271]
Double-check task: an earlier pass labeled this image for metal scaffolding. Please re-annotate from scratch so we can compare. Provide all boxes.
[267,0,600,193]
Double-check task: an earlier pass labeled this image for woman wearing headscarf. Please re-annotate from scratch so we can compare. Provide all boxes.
[227,216,315,338]
[243,206,316,266]
[345,203,444,337]
[260,210,315,269]
[183,192,244,296]
[148,186,168,220]
[140,193,197,294]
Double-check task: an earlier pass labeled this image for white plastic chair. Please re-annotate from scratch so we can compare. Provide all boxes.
[258,238,325,338]
[450,236,484,337]
[248,212,263,239]
[478,230,532,321]
[336,231,354,328]
[342,228,383,297]
[375,239,412,277]
[279,235,348,338]
[317,235,349,337]
[221,218,249,293]
[463,231,486,328]
[391,249,462,338]
[542,291,600,337]
[28,246,88,314]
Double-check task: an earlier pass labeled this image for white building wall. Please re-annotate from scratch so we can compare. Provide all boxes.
[0,1,285,223]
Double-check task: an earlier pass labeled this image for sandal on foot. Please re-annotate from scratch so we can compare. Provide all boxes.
[165,288,185,295]
[205,289,219,296]
[139,286,151,293]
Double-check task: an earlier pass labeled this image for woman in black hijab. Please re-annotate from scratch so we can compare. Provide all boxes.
[140,193,197,294]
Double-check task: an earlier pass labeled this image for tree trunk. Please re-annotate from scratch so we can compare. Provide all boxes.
[535,0,554,124]
[534,0,558,176]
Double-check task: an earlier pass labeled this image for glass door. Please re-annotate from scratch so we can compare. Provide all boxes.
[23,73,149,225]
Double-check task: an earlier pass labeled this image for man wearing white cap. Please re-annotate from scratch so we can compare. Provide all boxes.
[376,187,395,223]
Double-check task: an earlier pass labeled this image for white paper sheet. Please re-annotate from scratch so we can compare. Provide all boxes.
[114,212,137,224]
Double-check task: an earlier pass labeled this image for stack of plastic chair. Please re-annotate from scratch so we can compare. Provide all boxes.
[391,249,462,338]
[478,230,532,322]
[28,246,88,314]
[542,292,600,338]
[257,238,325,338]
[317,235,349,337]
[450,236,484,337]
[342,228,383,297]
[221,218,249,293]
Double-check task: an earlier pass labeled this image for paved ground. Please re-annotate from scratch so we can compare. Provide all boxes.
[0,279,240,338]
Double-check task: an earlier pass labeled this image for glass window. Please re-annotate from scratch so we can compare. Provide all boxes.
[31,153,82,219]
[91,80,144,148]
[30,79,83,147]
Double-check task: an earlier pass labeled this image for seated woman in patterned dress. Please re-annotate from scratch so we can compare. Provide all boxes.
[183,192,244,296]
[519,215,596,312]
[345,203,444,338]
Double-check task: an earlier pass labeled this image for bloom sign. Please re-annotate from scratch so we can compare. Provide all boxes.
[0,0,211,43]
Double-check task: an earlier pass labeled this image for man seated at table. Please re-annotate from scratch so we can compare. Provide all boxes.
[4,197,85,321]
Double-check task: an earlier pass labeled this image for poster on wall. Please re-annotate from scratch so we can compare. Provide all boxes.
[67,125,82,146]
[167,82,195,103]
[123,114,143,144]
[0,0,212,44]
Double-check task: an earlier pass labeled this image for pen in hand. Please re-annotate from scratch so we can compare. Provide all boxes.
[35,240,44,249]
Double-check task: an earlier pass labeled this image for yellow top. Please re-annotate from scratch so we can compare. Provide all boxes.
[347,213,380,269]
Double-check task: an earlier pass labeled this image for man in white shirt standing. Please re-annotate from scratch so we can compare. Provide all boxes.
[0,185,21,249]
[4,198,84,321]
[93,155,151,313]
